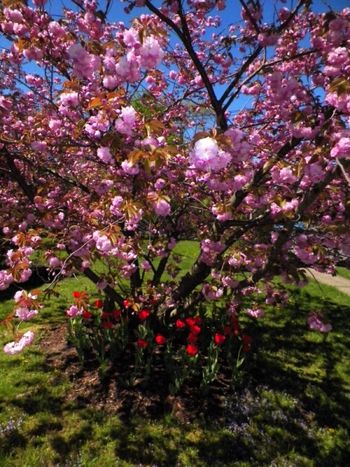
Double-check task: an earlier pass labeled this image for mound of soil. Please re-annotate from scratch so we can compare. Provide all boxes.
[41,325,234,423]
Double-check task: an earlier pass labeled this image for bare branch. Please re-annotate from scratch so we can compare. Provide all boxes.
[336,158,350,186]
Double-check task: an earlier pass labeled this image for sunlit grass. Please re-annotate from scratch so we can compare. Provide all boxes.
[336,266,350,281]
[0,243,349,465]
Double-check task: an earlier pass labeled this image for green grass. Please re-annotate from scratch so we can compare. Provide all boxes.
[336,267,350,281]
[0,248,349,465]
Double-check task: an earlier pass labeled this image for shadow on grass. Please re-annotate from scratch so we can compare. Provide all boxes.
[0,283,349,465]
[249,289,350,431]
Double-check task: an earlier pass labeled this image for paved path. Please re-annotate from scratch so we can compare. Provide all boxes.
[306,269,350,296]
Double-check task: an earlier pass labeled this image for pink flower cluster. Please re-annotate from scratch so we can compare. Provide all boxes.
[115,106,137,137]
[307,313,332,333]
[190,137,232,172]
[245,308,265,319]
[224,128,251,162]
[0,270,13,290]
[200,239,225,266]
[331,137,350,159]
[66,305,84,318]
[68,43,101,80]
[13,290,40,321]
[3,331,35,355]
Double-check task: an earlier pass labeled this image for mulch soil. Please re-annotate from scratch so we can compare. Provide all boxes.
[40,325,233,423]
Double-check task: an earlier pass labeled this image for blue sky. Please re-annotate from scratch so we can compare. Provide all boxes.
[37,0,350,27]
[2,0,349,116]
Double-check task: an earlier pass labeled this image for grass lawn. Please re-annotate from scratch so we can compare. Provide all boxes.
[0,248,349,466]
[336,267,350,281]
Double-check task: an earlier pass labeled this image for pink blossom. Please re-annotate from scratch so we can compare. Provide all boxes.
[245,308,265,319]
[202,283,224,300]
[48,21,66,37]
[115,53,140,82]
[140,36,164,68]
[93,232,112,253]
[0,96,12,111]
[330,137,350,159]
[48,119,61,132]
[103,75,118,89]
[3,8,23,22]
[4,331,35,355]
[153,199,171,217]
[18,269,32,283]
[271,166,297,185]
[31,141,47,152]
[212,205,232,221]
[221,276,238,288]
[307,312,332,333]
[115,106,137,136]
[66,305,83,318]
[190,137,231,172]
[224,128,250,161]
[228,253,246,268]
[14,291,25,303]
[48,256,61,268]
[0,270,13,290]
[200,239,224,266]
[67,43,101,80]
[59,92,79,107]
[294,246,319,265]
[97,146,113,164]
[103,55,116,72]
[233,174,250,191]
[258,33,278,46]
[283,199,299,213]
[15,307,38,321]
[154,178,166,190]
[142,260,151,271]
[327,47,348,66]
[123,28,140,48]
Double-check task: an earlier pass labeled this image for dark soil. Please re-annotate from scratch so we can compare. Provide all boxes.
[40,325,235,423]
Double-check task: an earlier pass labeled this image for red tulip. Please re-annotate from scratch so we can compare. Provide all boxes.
[214,333,226,346]
[102,321,113,329]
[186,344,198,357]
[155,334,166,345]
[101,312,112,320]
[138,309,150,321]
[113,309,122,319]
[187,332,198,344]
[242,335,252,352]
[82,310,92,319]
[191,324,201,335]
[176,319,186,329]
[137,338,148,349]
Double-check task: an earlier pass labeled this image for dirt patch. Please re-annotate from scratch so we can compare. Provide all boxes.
[40,325,233,423]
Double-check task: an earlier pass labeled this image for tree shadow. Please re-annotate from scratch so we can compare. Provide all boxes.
[0,267,56,301]
[250,291,350,431]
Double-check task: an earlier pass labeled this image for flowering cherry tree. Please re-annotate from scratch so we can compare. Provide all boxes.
[0,0,348,385]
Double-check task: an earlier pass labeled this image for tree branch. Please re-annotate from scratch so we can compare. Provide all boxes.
[239,0,261,34]
[219,0,307,109]
[3,150,36,202]
[144,0,227,129]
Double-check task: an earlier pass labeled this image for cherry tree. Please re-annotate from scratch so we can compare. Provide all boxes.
[0,0,349,376]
